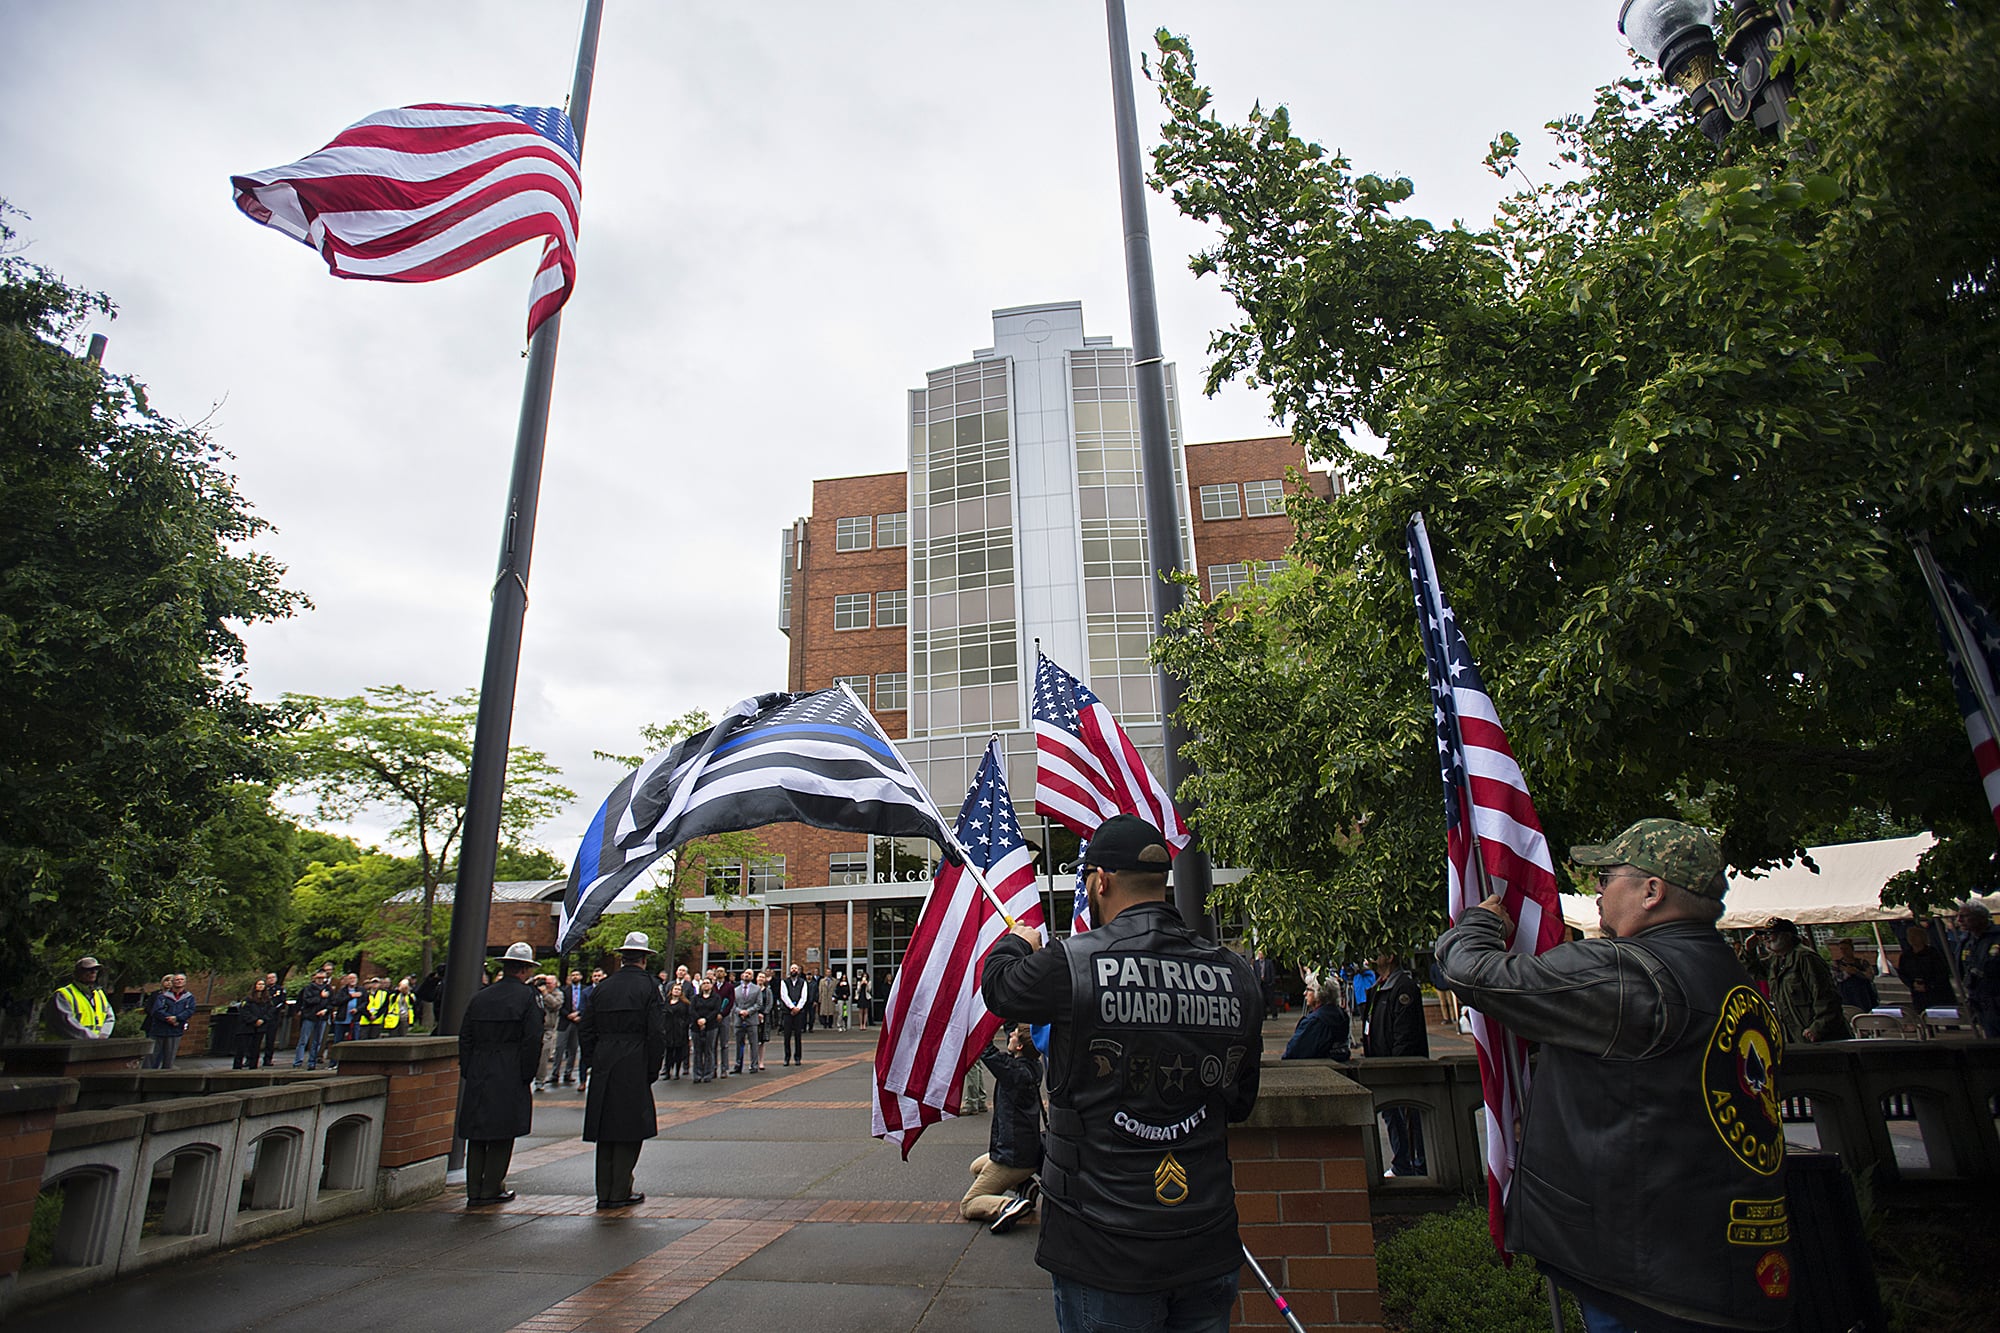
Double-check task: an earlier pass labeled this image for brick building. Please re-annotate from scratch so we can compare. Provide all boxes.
[675,301,1332,1010]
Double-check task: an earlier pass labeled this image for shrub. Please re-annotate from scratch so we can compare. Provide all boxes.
[1377,1204,1581,1333]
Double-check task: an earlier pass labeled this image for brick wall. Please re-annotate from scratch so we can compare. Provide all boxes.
[789,471,909,736]
[327,1037,458,1169]
[1184,436,1334,595]
[0,1079,77,1280]
[1228,1062,1382,1331]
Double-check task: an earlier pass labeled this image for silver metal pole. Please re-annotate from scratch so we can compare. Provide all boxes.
[1103,0,1213,937]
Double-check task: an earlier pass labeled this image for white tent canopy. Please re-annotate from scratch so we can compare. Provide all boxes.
[1558,832,1948,937]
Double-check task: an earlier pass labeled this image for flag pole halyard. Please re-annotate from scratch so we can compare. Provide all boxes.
[441,0,606,1052]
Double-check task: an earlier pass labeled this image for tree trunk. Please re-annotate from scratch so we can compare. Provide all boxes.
[420,879,436,980]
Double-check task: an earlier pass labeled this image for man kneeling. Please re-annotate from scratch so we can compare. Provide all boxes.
[962,1022,1043,1234]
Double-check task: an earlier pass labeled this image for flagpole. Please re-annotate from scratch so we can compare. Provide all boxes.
[1104,0,1215,938]
[440,0,605,1048]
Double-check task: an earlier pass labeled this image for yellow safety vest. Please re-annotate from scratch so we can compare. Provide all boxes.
[59,984,112,1035]
[361,991,391,1026]
[380,993,412,1031]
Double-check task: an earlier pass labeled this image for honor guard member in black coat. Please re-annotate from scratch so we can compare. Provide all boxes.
[1436,819,1793,1333]
[456,942,546,1206]
[583,931,669,1208]
[982,814,1262,1333]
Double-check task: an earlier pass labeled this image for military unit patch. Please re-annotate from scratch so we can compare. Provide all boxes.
[1702,985,1786,1177]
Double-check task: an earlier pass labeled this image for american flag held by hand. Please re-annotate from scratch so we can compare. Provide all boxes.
[873,738,1046,1156]
[1031,651,1189,932]
[1406,514,1567,1254]
[1914,546,2000,834]
[231,103,582,339]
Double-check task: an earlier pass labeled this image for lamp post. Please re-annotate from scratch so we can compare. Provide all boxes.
[1618,0,1802,142]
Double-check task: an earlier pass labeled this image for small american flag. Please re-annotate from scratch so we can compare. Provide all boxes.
[873,738,1046,1156]
[231,103,582,340]
[1406,514,1566,1254]
[1916,546,2000,833]
[1031,651,1189,932]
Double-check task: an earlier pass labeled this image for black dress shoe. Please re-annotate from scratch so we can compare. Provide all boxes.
[467,1190,516,1206]
[596,1193,644,1209]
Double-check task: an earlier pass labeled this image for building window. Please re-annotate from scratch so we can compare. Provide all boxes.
[830,852,868,885]
[836,515,872,551]
[875,671,909,711]
[876,589,908,628]
[1243,479,1286,517]
[1255,558,1287,585]
[1208,563,1252,597]
[911,526,1014,594]
[1199,484,1241,521]
[706,861,743,895]
[835,674,870,704]
[747,856,785,893]
[877,511,908,548]
[833,593,871,630]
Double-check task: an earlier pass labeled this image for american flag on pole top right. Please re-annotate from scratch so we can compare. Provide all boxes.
[231,102,583,340]
[1406,513,1567,1255]
[1031,651,1190,932]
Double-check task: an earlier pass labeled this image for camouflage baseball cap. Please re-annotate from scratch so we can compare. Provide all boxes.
[1571,818,1728,899]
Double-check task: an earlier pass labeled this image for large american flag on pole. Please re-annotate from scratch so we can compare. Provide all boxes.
[873,738,1046,1156]
[1914,546,2000,834]
[1031,651,1189,931]
[231,103,582,340]
[1406,514,1566,1254]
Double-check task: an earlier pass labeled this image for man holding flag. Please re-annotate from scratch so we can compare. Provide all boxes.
[1436,820,1793,1333]
[982,814,1260,1333]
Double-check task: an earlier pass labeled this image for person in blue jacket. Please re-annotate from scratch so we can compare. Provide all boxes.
[1281,982,1350,1062]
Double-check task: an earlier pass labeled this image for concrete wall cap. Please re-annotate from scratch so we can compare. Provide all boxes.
[50,1106,147,1150]
[0,1076,79,1116]
[1235,1063,1377,1129]
[241,1084,326,1116]
[328,1036,459,1064]
[140,1094,245,1132]
[1,1038,152,1061]
[320,1075,390,1104]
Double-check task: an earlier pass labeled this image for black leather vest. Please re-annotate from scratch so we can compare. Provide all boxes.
[1512,925,1794,1330]
[1041,903,1261,1251]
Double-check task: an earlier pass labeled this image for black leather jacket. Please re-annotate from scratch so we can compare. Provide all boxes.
[1436,912,1793,1332]
[978,1043,1045,1169]
[983,901,1262,1292]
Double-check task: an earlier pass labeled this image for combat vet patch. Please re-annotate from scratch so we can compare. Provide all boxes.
[1726,1197,1790,1247]
[1153,1151,1189,1205]
[1755,1249,1791,1299]
[1702,985,1786,1176]
[1113,1104,1209,1146]
[1199,1054,1222,1087]
[1089,1038,1123,1079]
[1125,1048,1154,1094]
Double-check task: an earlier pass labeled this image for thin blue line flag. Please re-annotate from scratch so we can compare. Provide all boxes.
[558,687,959,952]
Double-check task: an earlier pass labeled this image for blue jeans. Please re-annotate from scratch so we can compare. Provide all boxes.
[1576,1299,1638,1333]
[1051,1272,1237,1333]
[294,1018,328,1066]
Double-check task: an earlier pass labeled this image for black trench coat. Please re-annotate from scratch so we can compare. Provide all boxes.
[581,963,667,1142]
[455,975,544,1140]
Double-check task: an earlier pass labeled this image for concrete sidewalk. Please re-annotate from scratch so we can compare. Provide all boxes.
[16,1011,1386,1330]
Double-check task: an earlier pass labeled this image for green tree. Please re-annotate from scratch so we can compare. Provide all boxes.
[287,851,428,977]
[1144,5,2000,958]
[0,203,304,994]
[285,685,573,977]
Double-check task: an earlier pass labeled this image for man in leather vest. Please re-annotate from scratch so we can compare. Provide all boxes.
[982,814,1262,1333]
[1435,818,1793,1333]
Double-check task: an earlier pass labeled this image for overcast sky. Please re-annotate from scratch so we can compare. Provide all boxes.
[2,1,1642,858]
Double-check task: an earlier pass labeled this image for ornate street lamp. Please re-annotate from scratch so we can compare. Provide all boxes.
[1618,0,1801,142]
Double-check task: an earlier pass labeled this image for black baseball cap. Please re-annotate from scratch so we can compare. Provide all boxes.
[1083,815,1172,872]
